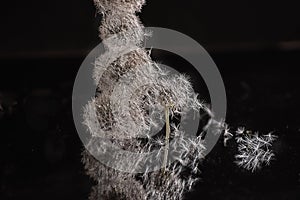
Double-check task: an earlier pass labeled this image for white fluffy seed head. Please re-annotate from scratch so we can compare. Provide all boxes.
[83,0,216,199]
[94,0,146,13]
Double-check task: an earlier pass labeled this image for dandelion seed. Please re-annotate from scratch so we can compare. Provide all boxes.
[235,130,277,172]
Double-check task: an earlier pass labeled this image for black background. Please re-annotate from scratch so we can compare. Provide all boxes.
[1,0,300,199]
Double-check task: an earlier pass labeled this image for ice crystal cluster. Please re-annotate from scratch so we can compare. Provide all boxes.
[82,0,209,199]
[234,127,277,172]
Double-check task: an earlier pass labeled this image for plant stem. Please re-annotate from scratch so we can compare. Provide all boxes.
[163,105,171,173]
